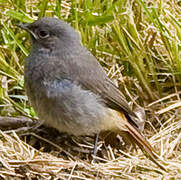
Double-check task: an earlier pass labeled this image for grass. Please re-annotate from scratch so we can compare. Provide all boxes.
[0,0,181,179]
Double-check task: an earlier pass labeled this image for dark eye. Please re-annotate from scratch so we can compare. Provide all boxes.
[38,30,49,39]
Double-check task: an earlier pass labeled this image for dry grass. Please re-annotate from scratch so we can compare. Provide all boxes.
[0,0,181,179]
[0,117,180,179]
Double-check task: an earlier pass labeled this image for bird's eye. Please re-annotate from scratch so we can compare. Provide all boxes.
[38,30,49,39]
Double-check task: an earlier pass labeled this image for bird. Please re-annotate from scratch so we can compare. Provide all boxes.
[18,17,165,170]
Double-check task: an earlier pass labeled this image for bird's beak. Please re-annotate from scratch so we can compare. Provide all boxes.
[17,23,38,39]
[17,23,30,31]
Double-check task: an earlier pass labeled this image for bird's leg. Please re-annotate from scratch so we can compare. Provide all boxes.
[92,133,99,163]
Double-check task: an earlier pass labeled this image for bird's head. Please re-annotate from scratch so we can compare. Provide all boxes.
[18,17,81,50]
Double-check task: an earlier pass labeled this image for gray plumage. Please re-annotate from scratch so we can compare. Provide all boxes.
[23,17,138,135]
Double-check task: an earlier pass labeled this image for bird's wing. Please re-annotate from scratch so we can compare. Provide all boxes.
[68,49,138,127]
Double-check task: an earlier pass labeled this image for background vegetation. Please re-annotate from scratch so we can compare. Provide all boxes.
[0,0,181,179]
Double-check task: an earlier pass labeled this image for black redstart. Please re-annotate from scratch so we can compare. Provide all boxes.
[18,17,165,170]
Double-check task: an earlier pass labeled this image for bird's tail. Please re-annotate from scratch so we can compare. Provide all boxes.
[124,120,166,171]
